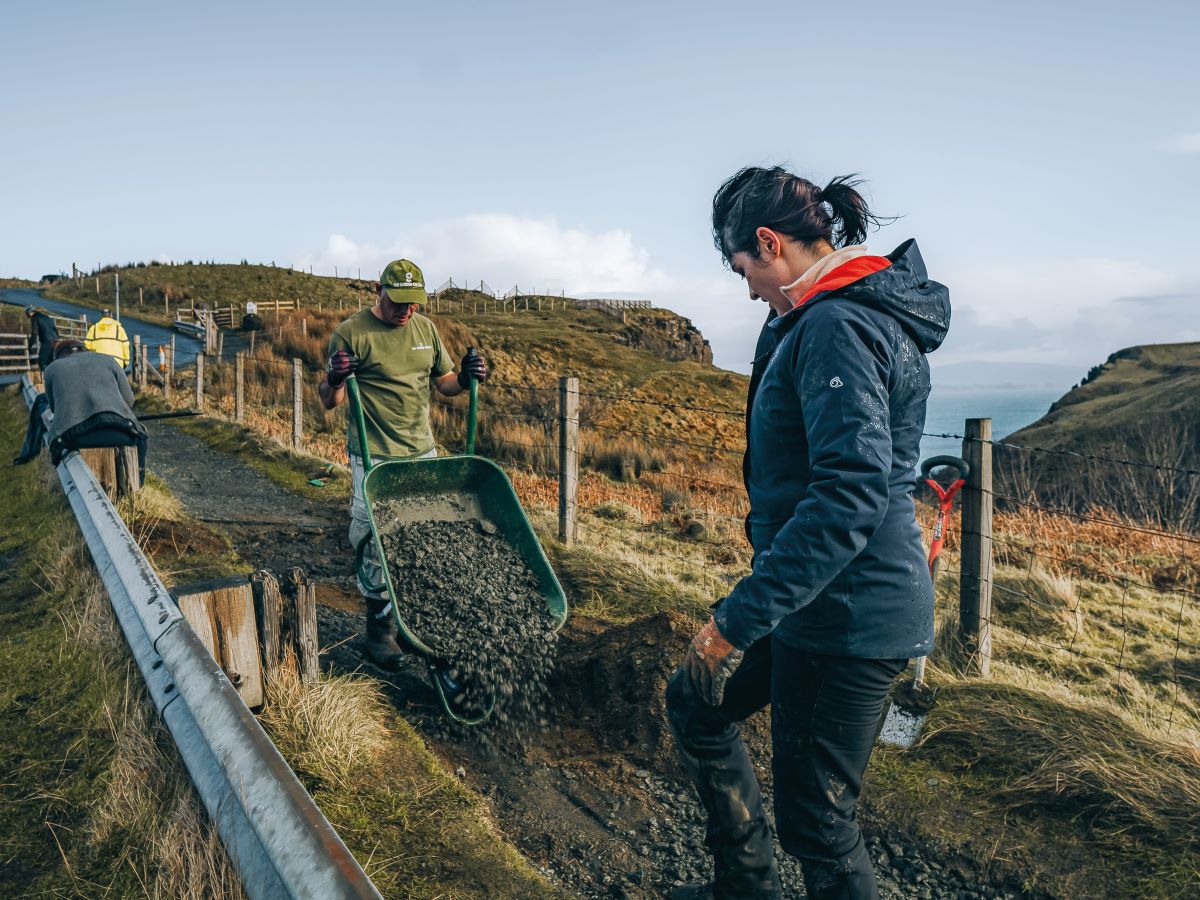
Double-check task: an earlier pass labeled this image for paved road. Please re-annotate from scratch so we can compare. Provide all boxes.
[1,287,253,368]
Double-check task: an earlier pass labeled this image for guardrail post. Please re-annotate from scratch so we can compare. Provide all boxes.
[558,376,579,544]
[959,417,994,676]
[235,352,245,423]
[195,352,205,412]
[287,568,319,683]
[291,358,302,450]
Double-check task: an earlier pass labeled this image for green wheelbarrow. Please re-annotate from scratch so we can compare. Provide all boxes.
[345,356,568,725]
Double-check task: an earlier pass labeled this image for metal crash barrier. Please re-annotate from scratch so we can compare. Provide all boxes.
[20,376,382,900]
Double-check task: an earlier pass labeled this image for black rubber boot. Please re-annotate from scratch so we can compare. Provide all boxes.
[363,597,404,671]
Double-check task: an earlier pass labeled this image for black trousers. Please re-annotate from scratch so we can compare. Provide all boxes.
[666,637,905,900]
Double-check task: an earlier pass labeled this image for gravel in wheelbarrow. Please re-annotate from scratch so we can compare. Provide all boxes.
[377,504,560,725]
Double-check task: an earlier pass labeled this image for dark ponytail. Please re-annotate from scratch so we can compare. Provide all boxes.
[712,166,889,263]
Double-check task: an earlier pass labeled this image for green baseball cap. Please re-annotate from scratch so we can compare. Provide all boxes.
[379,259,426,303]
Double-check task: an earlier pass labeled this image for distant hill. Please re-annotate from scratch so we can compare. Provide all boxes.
[997,342,1200,531]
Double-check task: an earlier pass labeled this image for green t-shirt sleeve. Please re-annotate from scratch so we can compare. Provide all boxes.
[328,329,351,359]
[431,326,453,377]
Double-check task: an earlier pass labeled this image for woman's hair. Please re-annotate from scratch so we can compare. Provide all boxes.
[712,166,888,263]
[52,339,86,360]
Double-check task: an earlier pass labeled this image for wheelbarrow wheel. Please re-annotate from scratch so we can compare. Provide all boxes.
[428,660,497,725]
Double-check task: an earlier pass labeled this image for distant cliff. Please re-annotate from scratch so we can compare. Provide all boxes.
[997,342,1200,531]
[619,310,713,365]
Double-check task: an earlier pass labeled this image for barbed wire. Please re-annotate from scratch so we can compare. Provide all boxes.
[924,431,1200,479]
[575,390,744,419]
[588,422,744,457]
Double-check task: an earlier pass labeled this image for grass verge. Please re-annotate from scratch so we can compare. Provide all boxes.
[0,387,243,898]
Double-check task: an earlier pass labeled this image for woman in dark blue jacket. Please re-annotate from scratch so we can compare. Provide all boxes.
[667,166,950,900]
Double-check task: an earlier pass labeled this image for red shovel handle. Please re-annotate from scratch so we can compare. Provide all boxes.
[920,455,970,573]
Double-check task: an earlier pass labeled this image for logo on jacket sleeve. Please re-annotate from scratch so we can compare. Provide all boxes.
[829,376,844,388]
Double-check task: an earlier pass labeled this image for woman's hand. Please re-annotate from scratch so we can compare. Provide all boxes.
[682,617,744,706]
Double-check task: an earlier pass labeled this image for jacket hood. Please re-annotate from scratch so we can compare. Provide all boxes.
[782,239,950,353]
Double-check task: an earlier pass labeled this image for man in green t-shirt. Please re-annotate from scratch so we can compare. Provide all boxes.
[318,259,488,670]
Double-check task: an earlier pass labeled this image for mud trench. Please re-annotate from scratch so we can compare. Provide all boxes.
[143,423,1034,900]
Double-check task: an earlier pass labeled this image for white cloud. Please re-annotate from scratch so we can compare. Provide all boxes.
[297,214,672,296]
[941,257,1175,329]
[1162,132,1200,154]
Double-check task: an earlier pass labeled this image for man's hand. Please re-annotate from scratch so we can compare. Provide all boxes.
[325,350,354,387]
[682,617,744,706]
[457,349,488,388]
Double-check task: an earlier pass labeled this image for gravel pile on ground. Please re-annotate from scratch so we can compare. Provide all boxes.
[549,765,1035,900]
[376,508,559,724]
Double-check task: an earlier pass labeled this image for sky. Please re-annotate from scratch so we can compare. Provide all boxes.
[2,0,1198,380]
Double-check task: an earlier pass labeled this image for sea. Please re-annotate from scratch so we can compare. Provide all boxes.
[920,388,1064,461]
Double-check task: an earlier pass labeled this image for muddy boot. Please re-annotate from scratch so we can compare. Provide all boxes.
[670,884,714,900]
[671,871,781,900]
[363,597,404,671]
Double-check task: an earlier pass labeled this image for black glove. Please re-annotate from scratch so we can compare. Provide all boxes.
[325,350,354,387]
[457,348,488,388]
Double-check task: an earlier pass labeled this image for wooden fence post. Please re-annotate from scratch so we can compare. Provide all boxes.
[132,335,142,387]
[959,417,994,676]
[139,342,148,390]
[216,329,224,361]
[235,352,245,422]
[194,351,204,412]
[291,358,302,450]
[558,376,580,544]
[166,336,175,402]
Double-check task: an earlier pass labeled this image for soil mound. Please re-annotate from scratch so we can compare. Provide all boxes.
[550,611,695,770]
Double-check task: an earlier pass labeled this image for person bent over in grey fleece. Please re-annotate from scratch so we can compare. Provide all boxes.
[42,340,147,476]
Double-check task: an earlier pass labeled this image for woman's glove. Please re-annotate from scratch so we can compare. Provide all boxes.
[682,617,744,706]
[457,348,488,388]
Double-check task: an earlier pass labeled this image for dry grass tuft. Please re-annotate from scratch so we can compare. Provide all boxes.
[257,650,389,790]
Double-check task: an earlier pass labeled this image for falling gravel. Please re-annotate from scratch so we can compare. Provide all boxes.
[376,505,559,724]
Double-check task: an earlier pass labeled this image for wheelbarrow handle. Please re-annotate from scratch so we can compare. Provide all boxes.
[345,373,374,473]
[464,346,479,456]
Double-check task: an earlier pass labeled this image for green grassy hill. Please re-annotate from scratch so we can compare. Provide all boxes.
[998,342,1200,531]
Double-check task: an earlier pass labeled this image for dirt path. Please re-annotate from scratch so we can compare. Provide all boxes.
[146,419,1037,900]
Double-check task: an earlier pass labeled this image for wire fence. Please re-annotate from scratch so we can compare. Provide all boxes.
[137,344,1199,746]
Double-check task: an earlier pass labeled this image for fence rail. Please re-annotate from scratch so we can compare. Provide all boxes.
[0,333,33,374]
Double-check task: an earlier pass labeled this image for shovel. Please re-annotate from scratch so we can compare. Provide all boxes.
[878,455,970,748]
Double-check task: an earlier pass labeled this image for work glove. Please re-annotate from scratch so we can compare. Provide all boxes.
[457,347,488,388]
[325,350,354,387]
[682,617,744,707]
